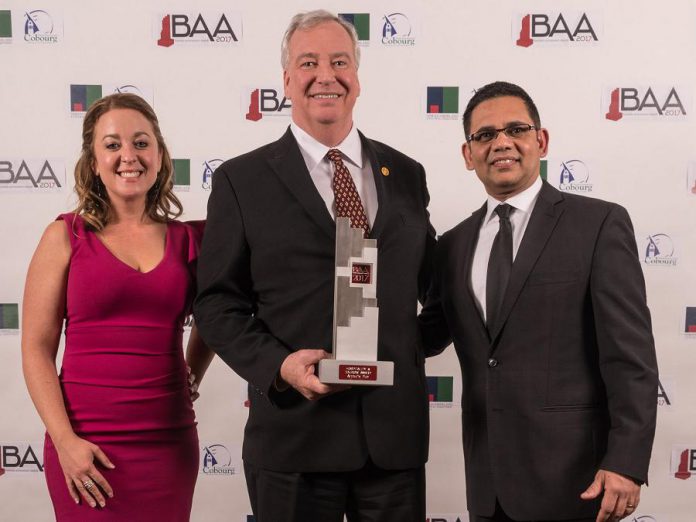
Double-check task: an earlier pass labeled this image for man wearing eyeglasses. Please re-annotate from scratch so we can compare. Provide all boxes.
[420,81,658,522]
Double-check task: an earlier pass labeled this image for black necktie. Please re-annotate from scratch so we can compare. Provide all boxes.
[486,204,513,332]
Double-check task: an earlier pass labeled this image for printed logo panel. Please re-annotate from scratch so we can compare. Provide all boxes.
[0,443,44,473]
[22,9,62,43]
[156,12,242,47]
[0,159,65,192]
[339,13,370,44]
[514,11,600,47]
[199,443,240,476]
[380,13,415,46]
[242,86,291,122]
[604,86,689,122]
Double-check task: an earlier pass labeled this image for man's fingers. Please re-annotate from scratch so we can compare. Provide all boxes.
[297,348,330,365]
[580,477,603,500]
[596,492,618,522]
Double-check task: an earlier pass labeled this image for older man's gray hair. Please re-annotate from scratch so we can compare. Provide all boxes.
[280,10,361,69]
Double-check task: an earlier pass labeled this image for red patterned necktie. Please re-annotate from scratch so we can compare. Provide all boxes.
[327,148,370,238]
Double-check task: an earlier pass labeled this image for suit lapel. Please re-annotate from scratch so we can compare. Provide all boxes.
[267,127,336,240]
[360,132,391,240]
[489,182,565,343]
[463,204,488,329]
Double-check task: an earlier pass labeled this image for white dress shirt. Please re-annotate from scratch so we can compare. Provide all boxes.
[470,176,543,321]
[290,122,378,227]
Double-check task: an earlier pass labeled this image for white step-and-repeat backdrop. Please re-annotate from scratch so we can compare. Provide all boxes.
[1,1,695,520]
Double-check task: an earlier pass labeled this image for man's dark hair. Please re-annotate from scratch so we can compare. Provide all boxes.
[462,81,541,137]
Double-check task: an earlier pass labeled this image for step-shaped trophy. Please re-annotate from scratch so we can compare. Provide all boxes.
[318,217,394,386]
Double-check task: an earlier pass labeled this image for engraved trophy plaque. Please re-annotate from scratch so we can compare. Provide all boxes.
[318,217,394,385]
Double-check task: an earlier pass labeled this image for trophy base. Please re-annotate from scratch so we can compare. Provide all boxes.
[318,359,394,386]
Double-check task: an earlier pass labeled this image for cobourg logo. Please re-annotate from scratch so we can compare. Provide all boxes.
[201,444,234,475]
[606,86,687,121]
[201,159,223,190]
[0,158,64,191]
[381,13,415,46]
[245,87,291,122]
[516,11,598,47]
[642,234,677,266]
[556,160,592,192]
[24,10,59,43]
[157,12,241,47]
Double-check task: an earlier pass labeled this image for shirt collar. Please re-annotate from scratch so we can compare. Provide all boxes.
[484,175,543,223]
[290,122,363,170]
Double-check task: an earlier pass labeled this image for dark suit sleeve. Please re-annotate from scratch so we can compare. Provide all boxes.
[418,236,453,357]
[591,204,658,483]
[193,167,290,399]
[417,162,438,305]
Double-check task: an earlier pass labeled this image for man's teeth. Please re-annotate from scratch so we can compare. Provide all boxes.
[312,94,339,99]
[119,171,141,178]
[493,159,516,166]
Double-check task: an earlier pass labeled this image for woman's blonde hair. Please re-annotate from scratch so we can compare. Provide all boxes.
[73,93,182,230]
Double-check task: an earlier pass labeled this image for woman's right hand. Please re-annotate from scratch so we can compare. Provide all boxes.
[55,434,115,508]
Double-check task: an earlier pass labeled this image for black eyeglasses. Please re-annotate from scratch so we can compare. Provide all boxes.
[467,124,538,143]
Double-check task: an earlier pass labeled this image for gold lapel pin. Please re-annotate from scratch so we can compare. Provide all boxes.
[381,166,390,176]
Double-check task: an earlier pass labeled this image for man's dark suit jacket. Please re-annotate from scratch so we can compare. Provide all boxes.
[419,181,658,520]
[194,128,436,473]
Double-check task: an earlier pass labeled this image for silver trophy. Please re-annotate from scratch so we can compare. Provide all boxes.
[318,217,394,386]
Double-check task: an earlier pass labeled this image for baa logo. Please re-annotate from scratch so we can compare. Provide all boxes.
[557,160,593,193]
[642,234,677,267]
[605,86,688,121]
[671,445,696,480]
[0,443,44,473]
[515,11,599,47]
[244,87,291,122]
[201,159,223,191]
[657,378,673,408]
[157,12,241,47]
[381,13,415,46]
[201,444,235,475]
[0,159,64,192]
[24,10,60,43]
[0,10,12,43]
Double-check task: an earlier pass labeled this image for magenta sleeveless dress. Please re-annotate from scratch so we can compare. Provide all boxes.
[43,213,203,521]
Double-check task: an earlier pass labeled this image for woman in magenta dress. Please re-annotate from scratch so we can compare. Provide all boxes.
[21,93,214,521]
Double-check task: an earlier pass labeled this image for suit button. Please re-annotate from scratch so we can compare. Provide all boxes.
[488,358,498,368]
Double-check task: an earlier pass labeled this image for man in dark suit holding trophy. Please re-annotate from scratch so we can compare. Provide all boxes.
[194,10,435,522]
